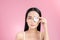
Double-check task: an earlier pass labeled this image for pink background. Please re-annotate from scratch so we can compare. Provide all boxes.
[0,0,60,40]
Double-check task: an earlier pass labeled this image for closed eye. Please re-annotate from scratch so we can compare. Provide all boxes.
[27,16,32,19]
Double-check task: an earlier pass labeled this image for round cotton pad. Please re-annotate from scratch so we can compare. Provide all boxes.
[34,16,39,22]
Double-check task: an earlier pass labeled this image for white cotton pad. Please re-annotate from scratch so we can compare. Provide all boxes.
[34,16,39,22]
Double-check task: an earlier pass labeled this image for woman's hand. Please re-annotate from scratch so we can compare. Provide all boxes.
[39,17,47,25]
[39,17,48,29]
[39,17,48,30]
[39,17,49,40]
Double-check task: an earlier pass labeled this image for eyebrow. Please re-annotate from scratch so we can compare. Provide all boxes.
[28,16,32,17]
[28,16,39,18]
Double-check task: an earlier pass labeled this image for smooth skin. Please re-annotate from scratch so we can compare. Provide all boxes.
[16,11,49,40]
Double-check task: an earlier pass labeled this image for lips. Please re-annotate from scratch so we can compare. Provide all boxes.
[31,25,35,26]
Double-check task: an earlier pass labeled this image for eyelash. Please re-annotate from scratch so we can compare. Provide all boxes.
[28,17,32,19]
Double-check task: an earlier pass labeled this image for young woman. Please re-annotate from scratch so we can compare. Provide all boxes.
[16,7,49,40]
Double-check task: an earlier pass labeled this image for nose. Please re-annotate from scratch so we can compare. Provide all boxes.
[31,19,35,24]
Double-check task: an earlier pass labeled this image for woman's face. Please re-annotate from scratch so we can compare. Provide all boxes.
[26,11,40,29]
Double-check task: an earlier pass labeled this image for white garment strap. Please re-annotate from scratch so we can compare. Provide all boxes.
[24,32,25,40]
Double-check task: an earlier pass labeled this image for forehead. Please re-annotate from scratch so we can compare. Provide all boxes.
[27,11,39,17]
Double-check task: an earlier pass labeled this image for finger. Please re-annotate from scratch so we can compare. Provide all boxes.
[39,17,42,20]
[39,19,42,23]
[39,21,41,23]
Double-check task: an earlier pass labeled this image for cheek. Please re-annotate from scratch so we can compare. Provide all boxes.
[35,22,39,26]
[27,19,31,25]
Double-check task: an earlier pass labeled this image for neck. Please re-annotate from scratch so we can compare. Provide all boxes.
[28,28,38,33]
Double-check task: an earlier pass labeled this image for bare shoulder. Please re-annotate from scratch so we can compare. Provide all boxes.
[16,31,24,37]
[16,31,24,40]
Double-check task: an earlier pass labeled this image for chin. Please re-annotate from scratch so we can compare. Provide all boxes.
[30,26,37,29]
